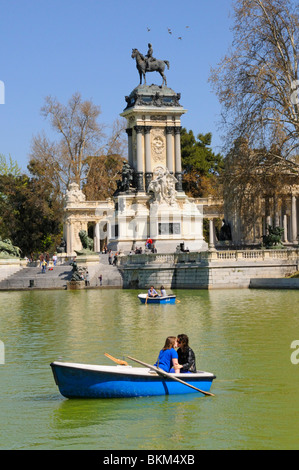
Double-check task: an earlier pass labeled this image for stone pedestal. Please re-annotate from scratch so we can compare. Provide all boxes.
[66,280,85,290]
[109,191,207,254]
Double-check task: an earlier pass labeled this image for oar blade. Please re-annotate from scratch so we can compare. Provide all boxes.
[105,353,128,366]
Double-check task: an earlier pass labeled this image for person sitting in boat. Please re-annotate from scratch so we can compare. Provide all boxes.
[160,285,166,297]
[154,336,182,373]
[148,286,158,297]
[177,334,196,373]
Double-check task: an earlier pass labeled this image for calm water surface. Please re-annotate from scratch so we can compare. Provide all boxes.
[0,288,299,450]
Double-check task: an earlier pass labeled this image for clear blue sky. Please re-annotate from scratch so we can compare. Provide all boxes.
[0,0,234,172]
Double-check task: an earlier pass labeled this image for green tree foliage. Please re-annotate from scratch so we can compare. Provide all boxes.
[0,173,63,257]
[0,154,22,176]
[180,128,224,197]
[83,154,124,200]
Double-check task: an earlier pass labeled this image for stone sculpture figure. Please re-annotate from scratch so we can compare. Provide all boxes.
[219,219,232,241]
[0,236,21,258]
[131,46,170,86]
[114,161,135,195]
[148,167,177,206]
[262,225,284,248]
[70,260,86,281]
[65,182,86,205]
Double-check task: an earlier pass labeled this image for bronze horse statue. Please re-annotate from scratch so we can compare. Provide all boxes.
[131,48,170,86]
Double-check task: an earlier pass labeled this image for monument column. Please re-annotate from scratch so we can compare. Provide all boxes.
[166,126,174,174]
[126,128,133,167]
[174,126,183,191]
[135,125,144,191]
[144,126,152,192]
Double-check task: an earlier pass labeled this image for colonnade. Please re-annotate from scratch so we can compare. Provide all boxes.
[264,194,298,243]
[126,125,183,192]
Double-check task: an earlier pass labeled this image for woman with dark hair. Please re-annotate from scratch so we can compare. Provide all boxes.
[177,334,196,373]
[154,336,182,373]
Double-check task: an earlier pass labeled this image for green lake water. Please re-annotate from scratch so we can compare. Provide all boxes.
[0,288,299,450]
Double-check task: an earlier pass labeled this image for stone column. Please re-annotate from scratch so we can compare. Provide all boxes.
[93,223,100,252]
[65,221,72,255]
[126,128,133,167]
[273,195,280,228]
[209,219,215,250]
[174,126,183,191]
[291,195,297,242]
[135,126,144,191]
[144,126,152,192]
[166,126,174,173]
[283,214,288,243]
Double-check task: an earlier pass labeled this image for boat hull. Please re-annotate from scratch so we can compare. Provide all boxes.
[138,294,176,304]
[50,362,215,399]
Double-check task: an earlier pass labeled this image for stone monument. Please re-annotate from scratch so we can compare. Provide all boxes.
[62,44,209,255]
[108,44,207,253]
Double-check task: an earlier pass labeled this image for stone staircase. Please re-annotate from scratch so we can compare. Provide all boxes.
[89,254,123,287]
[0,264,73,290]
[0,254,123,290]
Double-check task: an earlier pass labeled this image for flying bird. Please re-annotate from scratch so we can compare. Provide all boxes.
[147,27,151,32]
[168,28,172,35]
[178,37,182,40]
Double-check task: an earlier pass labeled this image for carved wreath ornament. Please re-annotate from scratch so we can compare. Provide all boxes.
[151,129,165,162]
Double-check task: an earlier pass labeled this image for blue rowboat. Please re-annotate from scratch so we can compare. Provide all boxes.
[138,294,176,304]
[50,362,216,399]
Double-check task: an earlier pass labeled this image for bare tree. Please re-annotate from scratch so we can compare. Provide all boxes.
[30,92,106,190]
[210,0,299,162]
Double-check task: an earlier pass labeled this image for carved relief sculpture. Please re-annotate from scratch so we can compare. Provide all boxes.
[148,166,178,206]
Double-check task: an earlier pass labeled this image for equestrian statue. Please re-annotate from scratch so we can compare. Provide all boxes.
[132,43,170,86]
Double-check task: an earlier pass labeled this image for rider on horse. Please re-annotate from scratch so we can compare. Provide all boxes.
[143,43,156,71]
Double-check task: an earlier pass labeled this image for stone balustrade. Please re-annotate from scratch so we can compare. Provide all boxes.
[118,249,299,289]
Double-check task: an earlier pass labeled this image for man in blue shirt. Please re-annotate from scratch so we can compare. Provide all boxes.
[148,286,158,297]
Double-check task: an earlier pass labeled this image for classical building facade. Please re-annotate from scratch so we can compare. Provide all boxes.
[226,186,299,246]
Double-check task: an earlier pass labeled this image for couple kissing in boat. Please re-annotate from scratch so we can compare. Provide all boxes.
[155,334,196,374]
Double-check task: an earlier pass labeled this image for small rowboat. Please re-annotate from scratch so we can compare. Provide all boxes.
[50,361,216,399]
[138,293,176,304]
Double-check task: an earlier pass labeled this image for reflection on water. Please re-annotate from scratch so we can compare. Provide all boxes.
[0,288,299,449]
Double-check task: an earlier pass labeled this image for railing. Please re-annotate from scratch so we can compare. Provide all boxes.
[118,249,299,267]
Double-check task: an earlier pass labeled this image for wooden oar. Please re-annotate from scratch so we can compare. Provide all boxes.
[104,353,128,366]
[127,355,214,397]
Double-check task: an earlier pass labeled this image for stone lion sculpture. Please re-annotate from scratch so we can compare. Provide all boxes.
[74,230,94,256]
[79,230,94,250]
[0,237,22,258]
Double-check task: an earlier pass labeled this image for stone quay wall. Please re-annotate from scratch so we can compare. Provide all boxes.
[118,250,299,289]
